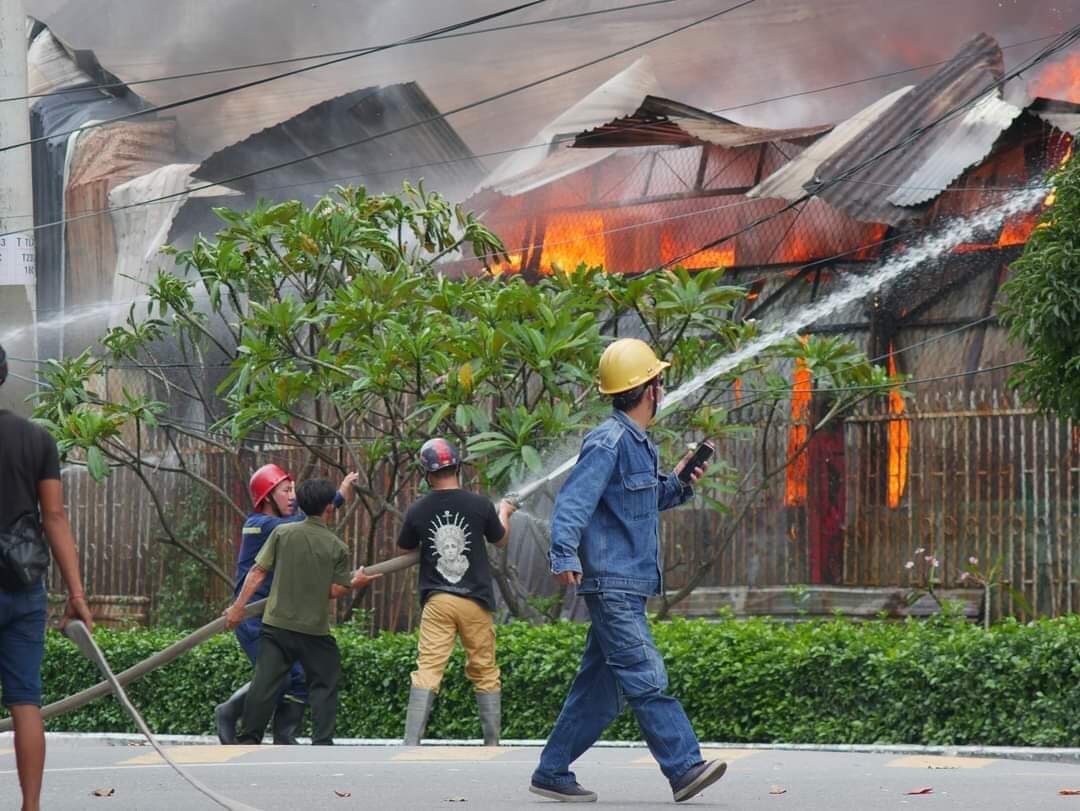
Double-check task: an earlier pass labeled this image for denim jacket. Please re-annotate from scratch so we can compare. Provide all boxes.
[549,409,693,596]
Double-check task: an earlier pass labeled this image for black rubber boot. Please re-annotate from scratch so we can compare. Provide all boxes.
[214,682,250,745]
[271,698,306,745]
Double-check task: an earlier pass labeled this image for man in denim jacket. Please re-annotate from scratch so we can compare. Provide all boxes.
[530,338,726,804]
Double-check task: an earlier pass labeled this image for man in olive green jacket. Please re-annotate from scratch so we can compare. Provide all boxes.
[224,478,378,744]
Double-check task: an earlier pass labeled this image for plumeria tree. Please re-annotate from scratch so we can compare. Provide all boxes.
[33,183,898,622]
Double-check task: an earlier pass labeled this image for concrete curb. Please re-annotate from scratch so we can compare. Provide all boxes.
[18,733,1080,764]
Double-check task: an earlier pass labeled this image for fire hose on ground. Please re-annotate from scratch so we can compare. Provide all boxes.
[62,619,261,811]
[0,478,557,734]
[0,550,422,734]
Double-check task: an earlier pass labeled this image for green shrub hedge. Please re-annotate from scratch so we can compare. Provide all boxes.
[9,614,1080,745]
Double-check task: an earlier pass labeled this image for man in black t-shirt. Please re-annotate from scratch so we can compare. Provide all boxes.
[0,344,92,811]
[397,437,516,746]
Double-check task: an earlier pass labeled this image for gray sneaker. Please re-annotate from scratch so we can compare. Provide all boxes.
[672,760,728,802]
[529,779,598,803]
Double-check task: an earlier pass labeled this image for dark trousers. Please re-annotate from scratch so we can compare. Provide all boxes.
[235,616,308,701]
[238,624,340,745]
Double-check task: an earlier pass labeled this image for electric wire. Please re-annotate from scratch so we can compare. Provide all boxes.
[0,26,1065,231]
[0,0,686,105]
[0,0,554,155]
[658,24,1080,269]
[0,0,761,241]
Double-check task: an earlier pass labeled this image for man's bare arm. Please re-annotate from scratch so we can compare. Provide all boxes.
[329,567,381,598]
[38,479,92,630]
[493,499,517,549]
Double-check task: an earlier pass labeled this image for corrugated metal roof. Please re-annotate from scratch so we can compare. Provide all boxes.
[574,95,831,149]
[477,57,661,194]
[475,90,830,202]
[108,163,228,326]
[886,91,1023,207]
[192,82,484,202]
[27,26,94,102]
[749,85,914,201]
[1029,97,1080,135]
[807,32,1008,225]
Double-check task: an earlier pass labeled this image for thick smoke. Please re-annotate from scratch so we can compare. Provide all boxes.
[24,0,1073,167]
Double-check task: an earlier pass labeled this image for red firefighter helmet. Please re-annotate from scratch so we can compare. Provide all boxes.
[249,463,292,508]
[419,438,460,473]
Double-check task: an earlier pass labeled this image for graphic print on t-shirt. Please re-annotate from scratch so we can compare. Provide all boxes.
[427,509,471,584]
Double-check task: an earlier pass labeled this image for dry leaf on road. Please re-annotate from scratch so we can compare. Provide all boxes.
[905,786,934,795]
[1059,789,1080,796]
[92,787,115,797]
[769,785,787,795]
[334,790,351,798]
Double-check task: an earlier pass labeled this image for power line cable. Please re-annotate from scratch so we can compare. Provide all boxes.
[0,0,758,242]
[658,25,1080,270]
[2,0,685,105]
[0,29,1063,227]
[0,0,553,154]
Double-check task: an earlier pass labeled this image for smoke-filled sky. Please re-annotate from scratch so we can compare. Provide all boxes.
[24,0,1077,172]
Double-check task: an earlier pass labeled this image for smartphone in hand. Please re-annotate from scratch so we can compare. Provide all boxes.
[678,440,714,483]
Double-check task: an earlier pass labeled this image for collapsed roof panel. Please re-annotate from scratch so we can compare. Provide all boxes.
[807,33,1009,225]
[749,86,914,202]
[574,94,832,150]
[885,92,1023,207]
[478,56,661,193]
[191,82,483,202]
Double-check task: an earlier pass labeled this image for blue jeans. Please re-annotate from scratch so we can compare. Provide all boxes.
[533,591,702,786]
[0,580,48,706]
[236,616,307,702]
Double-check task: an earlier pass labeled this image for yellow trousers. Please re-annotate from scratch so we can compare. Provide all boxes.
[411,592,500,693]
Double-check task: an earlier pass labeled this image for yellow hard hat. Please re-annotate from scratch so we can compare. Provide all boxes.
[597,338,670,394]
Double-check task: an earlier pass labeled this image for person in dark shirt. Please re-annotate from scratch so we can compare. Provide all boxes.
[214,462,358,744]
[397,438,516,746]
[0,344,92,811]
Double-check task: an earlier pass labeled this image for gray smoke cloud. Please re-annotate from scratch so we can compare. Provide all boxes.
[25,0,1073,175]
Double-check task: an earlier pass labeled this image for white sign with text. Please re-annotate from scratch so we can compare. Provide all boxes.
[0,233,35,286]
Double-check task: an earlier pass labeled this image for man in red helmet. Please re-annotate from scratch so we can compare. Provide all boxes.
[214,463,358,744]
[397,438,517,746]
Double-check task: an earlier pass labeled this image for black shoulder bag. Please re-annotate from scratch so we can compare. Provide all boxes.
[0,512,51,590]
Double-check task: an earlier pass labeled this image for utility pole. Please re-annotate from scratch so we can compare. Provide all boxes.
[0,0,36,414]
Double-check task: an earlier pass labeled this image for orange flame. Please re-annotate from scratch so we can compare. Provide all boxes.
[784,353,811,507]
[540,213,607,274]
[997,211,1040,246]
[661,228,734,269]
[1044,142,1073,207]
[1030,52,1080,102]
[886,348,909,509]
[852,223,889,260]
[487,252,523,276]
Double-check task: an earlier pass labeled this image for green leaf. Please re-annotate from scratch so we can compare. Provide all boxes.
[86,446,109,482]
[521,445,542,473]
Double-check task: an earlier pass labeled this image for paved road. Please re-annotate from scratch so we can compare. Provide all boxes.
[3,737,1080,809]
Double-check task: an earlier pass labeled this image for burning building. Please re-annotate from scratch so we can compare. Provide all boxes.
[24,19,484,357]
[468,36,1079,620]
